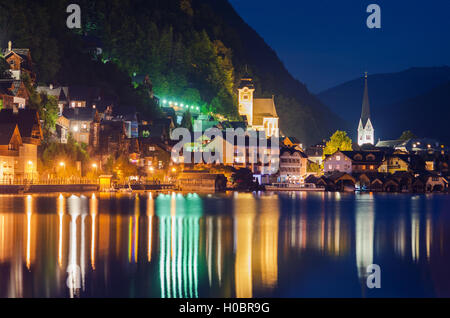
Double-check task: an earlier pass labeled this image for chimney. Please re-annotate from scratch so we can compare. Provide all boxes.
[7,41,12,52]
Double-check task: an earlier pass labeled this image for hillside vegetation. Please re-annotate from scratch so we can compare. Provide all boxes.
[0,0,347,145]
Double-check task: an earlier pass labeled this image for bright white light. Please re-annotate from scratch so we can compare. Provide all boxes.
[73,125,79,132]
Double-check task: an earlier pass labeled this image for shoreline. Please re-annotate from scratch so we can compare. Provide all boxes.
[0,186,447,195]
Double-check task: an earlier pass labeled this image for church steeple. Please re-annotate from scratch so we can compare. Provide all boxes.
[360,72,371,127]
[357,72,374,146]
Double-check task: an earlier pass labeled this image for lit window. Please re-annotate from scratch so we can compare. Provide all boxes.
[336,156,341,161]
[328,165,332,170]
[71,102,75,107]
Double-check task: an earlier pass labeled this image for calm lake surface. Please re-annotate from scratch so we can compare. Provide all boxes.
[0,191,449,298]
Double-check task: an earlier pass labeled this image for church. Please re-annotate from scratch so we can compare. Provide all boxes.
[357,73,375,146]
[237,76,279,137]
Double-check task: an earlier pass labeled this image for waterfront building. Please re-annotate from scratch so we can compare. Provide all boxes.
[177,171,227,192]
[0,124,22,182]
[0,109,42,180]
[278,147,308,183]
[324,150,383,174]
[378,154,411,174]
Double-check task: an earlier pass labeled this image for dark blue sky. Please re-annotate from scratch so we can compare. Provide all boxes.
[229,0,450,92]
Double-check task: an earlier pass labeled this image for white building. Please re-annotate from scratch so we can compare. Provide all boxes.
[237,76,279,138]
[357,73,374,146]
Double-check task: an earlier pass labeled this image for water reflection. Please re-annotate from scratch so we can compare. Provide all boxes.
[157,193,202,298]
[355,194,375,280]
[0,192,449,297]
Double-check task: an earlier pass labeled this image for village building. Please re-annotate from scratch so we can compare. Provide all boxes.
[97,120,128,155]
[36,85,69,115]
[139,118,174,142]
[0,109,43,180]
[305,142,325,165]
[55,115,70,144]
[424,174,448,192]
[201,133,279,184]
[282,136,303,150]
[177,171,227,192]
[0,79,29,110]
[0,124,22,182]
[63,108,97,145]
[357,73,374,146]
[237,76,279,138]
[324,150,383,175]
[278,147,308,183]
[2,41,35,82]
[378,154,411,174]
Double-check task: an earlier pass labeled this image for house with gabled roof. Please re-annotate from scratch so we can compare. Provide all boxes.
[2,41,35,82]
[0,109,42,180]
[324,150,384,175]
[0,123,22,182]
[0,79,29,110]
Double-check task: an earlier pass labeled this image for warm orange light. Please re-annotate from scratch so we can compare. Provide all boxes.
[171,168,177,173]
[59,161,65,167]
[92,163,98,168]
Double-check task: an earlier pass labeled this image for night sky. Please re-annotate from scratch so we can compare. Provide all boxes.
[229,0,450,93]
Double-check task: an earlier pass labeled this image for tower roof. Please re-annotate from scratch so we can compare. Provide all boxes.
[360,72,371,127]
[238,76,254,90]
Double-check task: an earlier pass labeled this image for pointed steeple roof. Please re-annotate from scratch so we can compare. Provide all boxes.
[360,72,371,127]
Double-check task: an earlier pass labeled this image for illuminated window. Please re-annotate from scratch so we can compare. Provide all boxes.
[336,156,341,161]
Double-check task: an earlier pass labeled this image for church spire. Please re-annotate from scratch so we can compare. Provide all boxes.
[360,72,371,127]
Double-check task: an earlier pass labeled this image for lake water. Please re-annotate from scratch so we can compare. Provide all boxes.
[0,191,449,298]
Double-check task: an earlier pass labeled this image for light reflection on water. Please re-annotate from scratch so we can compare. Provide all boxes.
[0,192,449,298]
